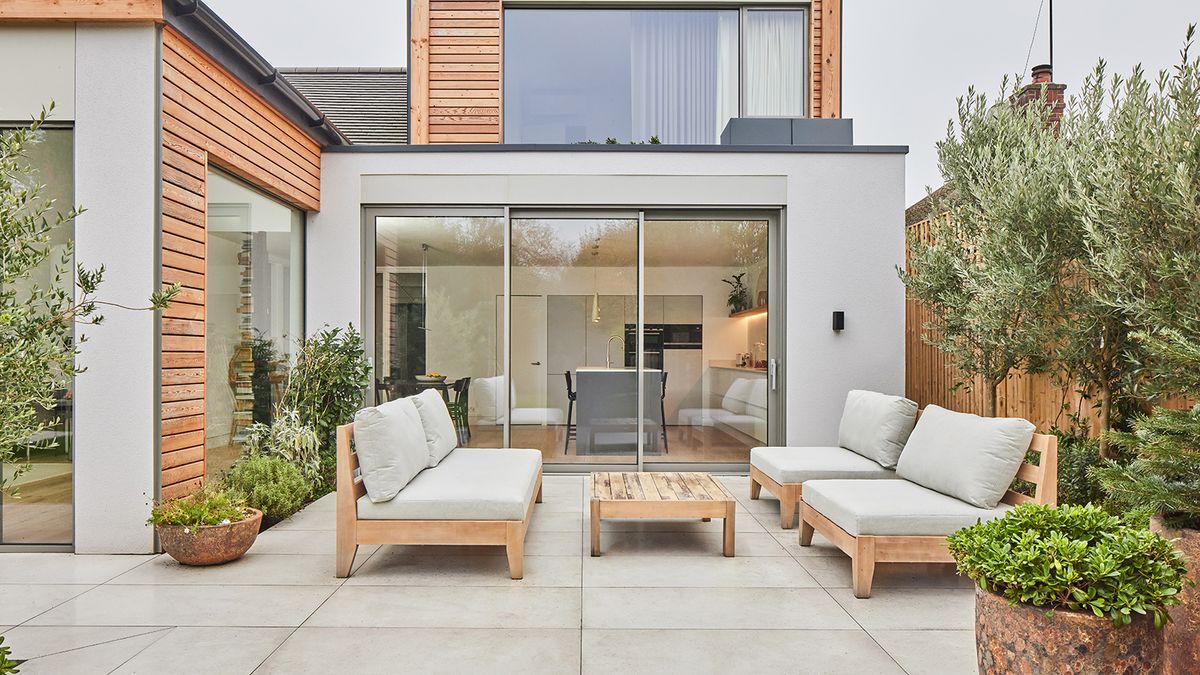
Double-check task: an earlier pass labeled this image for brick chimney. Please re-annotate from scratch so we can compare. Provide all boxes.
[1015,64,1066,128]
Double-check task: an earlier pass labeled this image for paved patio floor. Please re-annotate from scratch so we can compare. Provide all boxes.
[1,475,979,674]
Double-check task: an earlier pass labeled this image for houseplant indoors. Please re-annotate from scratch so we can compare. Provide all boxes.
[948,503,1188,673]
[149,486,262,565]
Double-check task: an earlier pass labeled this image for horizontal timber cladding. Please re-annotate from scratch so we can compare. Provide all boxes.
[409,0,841,143]
[160,27,321,499]
[411,0,502,143]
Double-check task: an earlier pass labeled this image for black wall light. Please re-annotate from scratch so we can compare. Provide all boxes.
[832,311,845,332]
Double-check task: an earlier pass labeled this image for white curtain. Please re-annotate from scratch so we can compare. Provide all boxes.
[744,10,807,117]
[630,11,738,144]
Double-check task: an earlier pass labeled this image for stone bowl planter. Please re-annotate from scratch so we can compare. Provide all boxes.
[1151,516,1200,675]
[156,508,262,566]
[974,586,1164,674]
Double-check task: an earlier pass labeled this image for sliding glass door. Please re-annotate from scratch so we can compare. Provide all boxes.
[368,209,780,470]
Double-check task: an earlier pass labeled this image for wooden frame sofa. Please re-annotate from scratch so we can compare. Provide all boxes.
[750,390,920,528]
[336,422,542,580]
[800,419,1057,598]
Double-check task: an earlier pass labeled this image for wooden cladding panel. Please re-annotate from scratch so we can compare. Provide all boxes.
[159,26,322,497]
[162,28,320,210]
[0,0,162,22]
[412,0,502,143]
[811,0,841,118]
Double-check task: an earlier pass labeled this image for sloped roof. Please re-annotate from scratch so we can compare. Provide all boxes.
[279,68,407,145]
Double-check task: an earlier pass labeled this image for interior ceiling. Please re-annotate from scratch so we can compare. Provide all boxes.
[375,217,768,268]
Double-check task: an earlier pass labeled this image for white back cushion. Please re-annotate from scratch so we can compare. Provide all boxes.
[722,378,754,414]
[896,404,1035,509]
[472,376,503,424]
[745,379,769,421]
[837,390,919,468]
[352,397,428,503]
[411,388,459,467]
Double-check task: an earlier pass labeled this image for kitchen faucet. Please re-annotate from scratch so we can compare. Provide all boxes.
[606,334,623,369]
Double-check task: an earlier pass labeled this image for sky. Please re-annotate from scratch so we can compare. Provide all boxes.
[207,0,1200,205]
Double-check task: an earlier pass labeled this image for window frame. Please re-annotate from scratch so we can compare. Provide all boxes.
[500,4,811,144]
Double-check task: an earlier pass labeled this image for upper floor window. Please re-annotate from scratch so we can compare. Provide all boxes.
[504,7,807,145]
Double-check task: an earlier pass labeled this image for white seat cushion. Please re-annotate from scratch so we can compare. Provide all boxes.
[677,408,716,427]
[356,447,542,521]
[802,479,1014,536]
[837,390,918,469]
[896,405,1035,509]
[508,408,566,426]
[410,389,459,467]
[352,397,429,503]
[751,446,895,485]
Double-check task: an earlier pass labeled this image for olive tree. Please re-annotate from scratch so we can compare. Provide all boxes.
[901,78,1070,417]
[1,106,178,495]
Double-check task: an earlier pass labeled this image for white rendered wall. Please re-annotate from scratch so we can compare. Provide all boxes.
[73,24,160,553]
[0,25,76,122]
[310,150,906,445]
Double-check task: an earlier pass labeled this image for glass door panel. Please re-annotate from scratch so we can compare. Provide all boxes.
[642,217,770,465]
[511,217,639,466]
[374,215,505,448]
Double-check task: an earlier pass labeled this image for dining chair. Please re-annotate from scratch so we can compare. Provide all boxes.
[563,371,577,454]
[448,377,472,444]
[660,371,669,453]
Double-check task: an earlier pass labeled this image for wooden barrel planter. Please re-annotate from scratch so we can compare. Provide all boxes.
[1151,517,1200,675]
[156,508,263,566]
[975,587,1164,674]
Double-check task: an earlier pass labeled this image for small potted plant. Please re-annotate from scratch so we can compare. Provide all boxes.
[722,273,750,314]
[149,486,262,566]
[948,503,1188,674]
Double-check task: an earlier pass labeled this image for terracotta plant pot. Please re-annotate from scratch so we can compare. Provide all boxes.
[156,508,262,566]
[1151,516,1200,675]
[974,586,1164,674]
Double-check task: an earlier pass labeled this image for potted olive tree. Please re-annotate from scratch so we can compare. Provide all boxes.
[948,503,1188,674]
[149,487,262,565]
[1096,396,1200,673]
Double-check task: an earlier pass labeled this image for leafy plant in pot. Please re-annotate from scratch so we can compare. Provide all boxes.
[149,487,262,566]
[722,273,750,314]
[948,503,1188,674]
[1096,399,1200,673]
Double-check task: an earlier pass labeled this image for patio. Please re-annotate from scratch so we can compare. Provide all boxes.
[0,474,977,674]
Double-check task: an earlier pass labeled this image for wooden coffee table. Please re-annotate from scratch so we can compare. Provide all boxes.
[590,472,736,557]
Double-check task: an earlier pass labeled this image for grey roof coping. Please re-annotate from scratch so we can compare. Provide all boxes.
[324,143,909,154]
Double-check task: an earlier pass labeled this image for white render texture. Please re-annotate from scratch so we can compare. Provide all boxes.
[0,25,76,121]
[73,23,160,553]
[309,149,906,446]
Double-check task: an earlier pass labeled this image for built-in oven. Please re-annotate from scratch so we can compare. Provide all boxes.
[625,323,701,370]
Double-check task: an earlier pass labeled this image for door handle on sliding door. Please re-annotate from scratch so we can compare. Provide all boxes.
[769,358,778,391]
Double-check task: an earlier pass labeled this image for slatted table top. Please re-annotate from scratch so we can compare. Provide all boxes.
[591,472,735,503]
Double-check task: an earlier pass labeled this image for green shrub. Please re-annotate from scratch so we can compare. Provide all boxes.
[280,325,370,490]
[149,486,248,529]
[223,454,311,524]
[1051,432,1110,506]
[1096,404,1200,530]
[947,503,1189,628]
[0,635,19,674]
[243,409,321,486]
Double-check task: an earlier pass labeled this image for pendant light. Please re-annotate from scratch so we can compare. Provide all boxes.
[591,244,601,323]
[419,243,432,332]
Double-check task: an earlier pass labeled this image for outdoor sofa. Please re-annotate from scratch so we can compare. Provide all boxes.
[335,389,543,579]
[800,404,1058,598]
[749,390,920,528]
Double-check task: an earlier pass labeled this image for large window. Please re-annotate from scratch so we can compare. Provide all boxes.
[504,7,807,144]
[205,170,304,480]
[1,127,74,546]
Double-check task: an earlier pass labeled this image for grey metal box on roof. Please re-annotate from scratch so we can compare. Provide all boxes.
[720,118,854,146]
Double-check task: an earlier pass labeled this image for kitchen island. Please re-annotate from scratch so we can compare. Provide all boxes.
[574,367,665,456]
